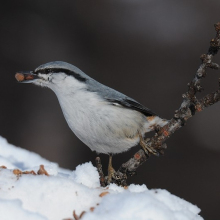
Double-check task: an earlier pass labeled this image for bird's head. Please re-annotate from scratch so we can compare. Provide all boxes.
[15,61,89,91]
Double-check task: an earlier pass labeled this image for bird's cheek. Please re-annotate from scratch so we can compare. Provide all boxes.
[33,79,49,87]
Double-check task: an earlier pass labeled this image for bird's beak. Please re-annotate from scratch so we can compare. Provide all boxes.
[15,71,39,83]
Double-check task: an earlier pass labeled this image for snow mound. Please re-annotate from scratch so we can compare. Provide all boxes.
[0,199,47,220]
[0,136,203,220]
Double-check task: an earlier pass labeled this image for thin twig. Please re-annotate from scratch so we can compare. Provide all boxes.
[95,157,106,187]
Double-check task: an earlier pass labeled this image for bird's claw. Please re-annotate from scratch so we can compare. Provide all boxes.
[139,134,160,157]
[143,145,160,156]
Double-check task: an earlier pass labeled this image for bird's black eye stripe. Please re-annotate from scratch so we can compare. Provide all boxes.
[46,69,52,73]
[35,68,87,82]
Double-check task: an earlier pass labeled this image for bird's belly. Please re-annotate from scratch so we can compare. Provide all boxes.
[58,95,145,154]
[67,109,142,154]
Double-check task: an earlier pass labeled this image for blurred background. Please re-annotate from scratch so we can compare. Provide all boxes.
[0,0,220,219]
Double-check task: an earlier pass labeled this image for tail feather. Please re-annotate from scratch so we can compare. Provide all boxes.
[146,116,168,132]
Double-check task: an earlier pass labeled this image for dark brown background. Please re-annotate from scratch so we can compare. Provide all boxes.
[0,1,220,219]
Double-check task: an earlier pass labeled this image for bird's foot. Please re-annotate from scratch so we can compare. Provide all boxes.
[139,133,159,156]
[107,166,116,185]
[107,154,116,184]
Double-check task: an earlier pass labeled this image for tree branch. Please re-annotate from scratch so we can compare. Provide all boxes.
[95,157,106,187]
[96,22,220,187]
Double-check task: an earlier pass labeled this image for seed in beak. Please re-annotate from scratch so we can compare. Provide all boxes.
[15,73,34,82]
[15,73,24,82]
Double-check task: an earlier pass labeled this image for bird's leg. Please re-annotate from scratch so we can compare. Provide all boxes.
[138,132,159,156]
[107,154,116,184]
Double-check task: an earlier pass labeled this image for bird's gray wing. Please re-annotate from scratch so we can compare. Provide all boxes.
[106,97,157,117]
[87,79,157,117]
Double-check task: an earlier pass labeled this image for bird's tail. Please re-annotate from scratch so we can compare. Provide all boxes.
[146,116,169,130]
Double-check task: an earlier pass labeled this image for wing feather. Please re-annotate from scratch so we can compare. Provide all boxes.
[107,98,157,117]
[87,79,157,117]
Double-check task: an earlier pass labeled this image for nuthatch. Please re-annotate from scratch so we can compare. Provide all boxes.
[16,61,167,182]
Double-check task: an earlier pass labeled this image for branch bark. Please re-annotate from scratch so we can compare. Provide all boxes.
[96,22,220,187]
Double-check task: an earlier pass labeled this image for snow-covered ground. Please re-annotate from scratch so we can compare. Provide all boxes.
[0,136,203,220]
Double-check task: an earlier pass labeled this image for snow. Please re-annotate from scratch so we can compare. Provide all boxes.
[0,136,203,220]
[0,199,47,220]
[71,162,100,188]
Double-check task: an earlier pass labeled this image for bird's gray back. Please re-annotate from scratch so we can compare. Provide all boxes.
[86,77,157,117]
[36,61,157,117]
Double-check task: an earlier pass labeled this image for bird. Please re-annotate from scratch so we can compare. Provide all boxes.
[15,61,168,183]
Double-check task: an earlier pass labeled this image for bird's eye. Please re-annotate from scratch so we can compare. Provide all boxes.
[45,69,53,74]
